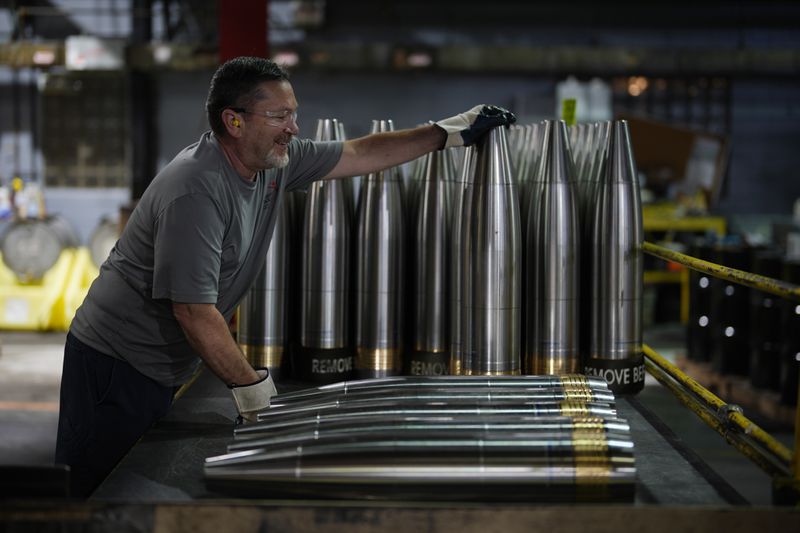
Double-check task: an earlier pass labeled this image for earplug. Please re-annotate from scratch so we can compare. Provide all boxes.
[232,118,240,127]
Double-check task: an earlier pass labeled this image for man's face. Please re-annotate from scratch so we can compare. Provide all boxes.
[241,80,299,170]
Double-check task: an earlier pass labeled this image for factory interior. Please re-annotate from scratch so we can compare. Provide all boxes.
[1,1,800,530]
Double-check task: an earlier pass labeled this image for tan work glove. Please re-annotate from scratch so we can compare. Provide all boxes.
[229,368,277,423]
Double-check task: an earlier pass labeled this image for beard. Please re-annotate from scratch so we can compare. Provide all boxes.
[265,137,291,169]
[266,151,289,169]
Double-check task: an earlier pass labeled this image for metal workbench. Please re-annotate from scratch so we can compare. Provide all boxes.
[6,369,800,533]
[91,368,742,505]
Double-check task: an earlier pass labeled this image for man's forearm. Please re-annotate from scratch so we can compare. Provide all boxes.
[173,302,260,386]
[323,124,445,180]
[350,124,445,166]
[322,105,515,181]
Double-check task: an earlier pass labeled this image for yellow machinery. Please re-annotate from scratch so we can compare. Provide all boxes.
[643,204,727,324]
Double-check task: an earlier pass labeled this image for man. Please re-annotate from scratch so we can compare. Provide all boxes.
[55,56,515,497]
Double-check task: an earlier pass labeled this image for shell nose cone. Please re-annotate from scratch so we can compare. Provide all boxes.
[589,121,612,184]
[315,118,340,141]
[371,119,395,134]
[545,120,575,185]
[456,145,477,186]
[609,120,638,184]
[532,120,552,184]
[475,126,514,186]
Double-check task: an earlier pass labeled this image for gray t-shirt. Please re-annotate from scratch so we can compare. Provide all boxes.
[71,132,343,386]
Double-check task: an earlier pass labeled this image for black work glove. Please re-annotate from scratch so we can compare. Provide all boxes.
[434,105,517,149]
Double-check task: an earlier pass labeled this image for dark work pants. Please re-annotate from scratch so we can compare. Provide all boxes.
[55,332,177,498]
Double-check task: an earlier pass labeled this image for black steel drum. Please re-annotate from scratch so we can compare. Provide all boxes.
[686,239,715,362]
[710,244,752,376]
[749,249,783,390]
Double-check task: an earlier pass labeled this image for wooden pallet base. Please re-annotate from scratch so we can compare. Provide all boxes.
[676,356,795,429]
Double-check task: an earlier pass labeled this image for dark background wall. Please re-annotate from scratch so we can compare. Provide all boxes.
[2,0,800,241]
[724,80,800,215]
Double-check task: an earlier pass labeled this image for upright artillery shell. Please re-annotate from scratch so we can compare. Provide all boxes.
[586,120,645,394]
[408,149,455,375]
[526,120,581,375]
[296,119,354,382]
[461,126,521,375]
[354,120,405,377]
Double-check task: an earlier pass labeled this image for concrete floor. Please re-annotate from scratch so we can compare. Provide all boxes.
[0,331,64,468]
[0,326,795,505]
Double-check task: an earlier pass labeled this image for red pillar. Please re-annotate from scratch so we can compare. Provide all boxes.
[218,0,268,63]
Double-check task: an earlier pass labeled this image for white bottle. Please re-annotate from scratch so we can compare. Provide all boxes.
[555,76,587,123]
[587,77,612,122]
